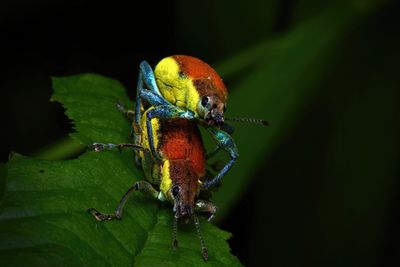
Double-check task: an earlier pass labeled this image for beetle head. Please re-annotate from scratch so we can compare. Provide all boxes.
[166,55,228,126]
[170,182,196,219]
[169,182,209,261]
[197,94,226,126]
[168,165,200,220]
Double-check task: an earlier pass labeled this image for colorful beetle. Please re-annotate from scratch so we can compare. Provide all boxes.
[89,105,218,261]
[134,55,267,189]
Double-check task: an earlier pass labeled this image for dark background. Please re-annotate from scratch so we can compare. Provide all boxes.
[1,0,399,266]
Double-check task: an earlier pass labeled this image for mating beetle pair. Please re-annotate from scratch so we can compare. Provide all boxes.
[88,55,267,260]
[134,55,249,189]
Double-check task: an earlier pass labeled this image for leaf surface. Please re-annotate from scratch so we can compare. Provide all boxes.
[0,74,241,267]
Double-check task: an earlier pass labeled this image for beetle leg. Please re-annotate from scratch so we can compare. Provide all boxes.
[195,200,218,222]
[139,89,171,107]
[88,181,159,221]
[135,61,162,127]
[88,142,147,154]
[135,61,165,130]
[115,101,135,119]
[221,122,235,135]
[202,127,239,189]
[206,123,235,159]
[145,105,197,163]
[202,158,236,189]
[134,61,165,165]
[139,61,162,95]
[139,90,172,162]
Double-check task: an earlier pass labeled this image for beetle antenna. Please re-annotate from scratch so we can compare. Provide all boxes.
[225,117,269,126]
[193,214,208,261]
[172,215,178,250]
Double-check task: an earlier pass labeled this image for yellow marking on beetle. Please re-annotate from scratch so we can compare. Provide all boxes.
[139,107,162,186]
[160,159,172,197]
[140,107,160,156]
[154,57,200,116]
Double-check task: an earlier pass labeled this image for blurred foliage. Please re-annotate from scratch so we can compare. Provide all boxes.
[204,0,385,217]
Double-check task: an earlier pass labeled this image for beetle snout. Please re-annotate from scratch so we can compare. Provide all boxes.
[182,204,193,217]
[211,109,224,124]
[176,204,193,219]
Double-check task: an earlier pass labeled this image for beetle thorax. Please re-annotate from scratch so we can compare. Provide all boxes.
[167,160,201,218]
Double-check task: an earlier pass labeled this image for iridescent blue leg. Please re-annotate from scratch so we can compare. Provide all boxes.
[145,105,197,162]
[202,127,239,189]
[135,61,163,130]
[134,62,167,164]
[140,89,170,107]
[206,123,235,159]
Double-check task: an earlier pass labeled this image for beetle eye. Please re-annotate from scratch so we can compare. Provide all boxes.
[172,186,180,197]
[201,96,209,107]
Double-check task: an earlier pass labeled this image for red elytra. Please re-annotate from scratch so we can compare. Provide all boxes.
[159,119,206,178]
[172,55,228,102]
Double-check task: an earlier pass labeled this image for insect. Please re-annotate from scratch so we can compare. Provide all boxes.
[88,105,218,261]
[134,55,268,189]
[88,55,267,260]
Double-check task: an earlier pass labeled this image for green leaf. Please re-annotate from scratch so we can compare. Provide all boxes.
[50,74,132,145]
[0,74,241,267]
